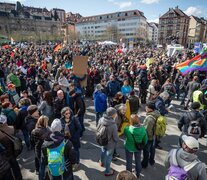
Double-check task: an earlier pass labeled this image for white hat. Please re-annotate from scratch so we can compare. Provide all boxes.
[0,115,7,124]
[182,135,199,150]
[51,119,62,132]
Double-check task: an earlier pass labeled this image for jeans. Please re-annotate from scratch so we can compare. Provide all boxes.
[142,140,155,167]
[39,160,46,180]
[96,112,104,126]
[101,147,114,173]
[78,115,85,137]
[21,128,30,148]
[74,147,80,164]
[125,149,142,177]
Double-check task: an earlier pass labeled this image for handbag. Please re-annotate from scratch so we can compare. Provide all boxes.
[131,133,145,150]
[0,129,23,157]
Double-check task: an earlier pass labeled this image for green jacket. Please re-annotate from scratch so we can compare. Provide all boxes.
[8,73,21,87]
[1,108,16,126]
[143,110,160,141]
[124,125,148,152]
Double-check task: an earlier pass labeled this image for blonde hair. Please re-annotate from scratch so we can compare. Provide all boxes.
[130,114,140,126]
[35,115,49,128]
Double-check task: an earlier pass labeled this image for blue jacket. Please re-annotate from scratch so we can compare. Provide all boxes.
[106,80,120,97]
[93,90,107,113]
[155,96,168,116]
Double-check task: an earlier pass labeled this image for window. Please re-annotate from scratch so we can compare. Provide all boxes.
[125,13,128,16]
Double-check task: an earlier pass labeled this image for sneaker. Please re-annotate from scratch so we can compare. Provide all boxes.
[149,160,155,166]
[105,169,115,176]
[156,144,163,149]
[72,163,80,171]
[113,153,120,158]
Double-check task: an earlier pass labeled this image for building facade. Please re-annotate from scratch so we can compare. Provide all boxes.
[158,6,190,47]
[75,10,148,43]
[149,22,158,44]
[147,23,153,42]
[188,16,207,46]
[52,8,66,23]
[0,2,61,42]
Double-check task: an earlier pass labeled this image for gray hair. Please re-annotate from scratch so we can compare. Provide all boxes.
[61,107,72,117]
[118,104,127,110]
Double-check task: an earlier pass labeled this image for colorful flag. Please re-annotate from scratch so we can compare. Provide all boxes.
[53,44,62,52]
[176,48,207,75]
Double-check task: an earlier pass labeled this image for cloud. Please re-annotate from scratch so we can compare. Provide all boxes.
[148,18,159,23]
[108,0,132,9]
[141,0,159,4]
[184,7,202,16]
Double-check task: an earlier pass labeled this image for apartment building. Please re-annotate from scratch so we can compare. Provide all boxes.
[149,22,159,44]
[52,8,66,23]
[158,6,190,47]
[75,10,148,43]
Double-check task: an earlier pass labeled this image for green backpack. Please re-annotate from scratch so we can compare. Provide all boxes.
[149,115,167,137]
[47,141,65,177]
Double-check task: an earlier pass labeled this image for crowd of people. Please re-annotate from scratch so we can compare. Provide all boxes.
[0,42,206,180]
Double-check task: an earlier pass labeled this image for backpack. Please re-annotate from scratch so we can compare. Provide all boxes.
[149,115,167,137]
[186,112,202,139]
[166,149,199,180]
[47,141,65,177]
[96,124,108,146]
[0,129,23,157]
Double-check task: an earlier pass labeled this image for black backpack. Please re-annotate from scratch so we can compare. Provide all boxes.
[96,125,108,146]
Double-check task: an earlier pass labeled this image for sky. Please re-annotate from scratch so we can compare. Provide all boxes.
[0,0,207,23]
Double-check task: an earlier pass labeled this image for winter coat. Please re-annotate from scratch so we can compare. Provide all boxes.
[106,80,120,97]
[178,110,207,138]
[124,124,148,152]
[54,98,67,118]
[128,95,139,114]
[8,73,21,87]
[93,90,107,113]
[0,124,15,159]
[25,115,38,135]
[155,96,168,116]
[60,116,82,148]
[72,94,85,117]
[98,115,119,150]
[30,127,51,159]
[42,132,76,175]
[1,108,16,126]
[38,101,54,122]
[165,148,207,180]
[121,85,132,97]
[15,106,28,130]
[143,110,160,140]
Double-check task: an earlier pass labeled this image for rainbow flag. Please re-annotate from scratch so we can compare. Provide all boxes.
[176,48,207,75]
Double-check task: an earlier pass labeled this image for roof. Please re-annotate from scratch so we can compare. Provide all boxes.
[160,7,189,19]
[77,9,146,24]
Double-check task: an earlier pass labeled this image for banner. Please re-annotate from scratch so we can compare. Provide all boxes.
[73,56,88,87]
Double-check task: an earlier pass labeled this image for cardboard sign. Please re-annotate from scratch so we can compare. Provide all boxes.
[73,56,88,87]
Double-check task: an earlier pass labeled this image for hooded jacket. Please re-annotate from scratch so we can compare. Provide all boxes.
[1,108,16,126]
[42,132,76,175]
[143,110,160,140]
[165,148,207,180]
[25,115,38,134]
[98,114,119,149]
[93,90,107,113]
[124,124,148,152]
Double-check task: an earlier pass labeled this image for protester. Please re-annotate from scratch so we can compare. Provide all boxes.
[42,118,77,180]
[128,90,140,114]
[98,107,119,176]
[30,115,51,178]
[116,170,137,180]
[165,135,207,180]
[54,90,67,119]
[0,115,22,180]
[124,114,148,178]
[60,107,82,170]
[142,101,160,168]
[93,84,107,126]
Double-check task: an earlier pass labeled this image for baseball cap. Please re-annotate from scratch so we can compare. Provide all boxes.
[8,84,15,89]
[182,135,199,150]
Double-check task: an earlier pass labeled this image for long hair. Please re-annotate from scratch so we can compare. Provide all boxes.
[35,115,49,128]
[43,91,53,106]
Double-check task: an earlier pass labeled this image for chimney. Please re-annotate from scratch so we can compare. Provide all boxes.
[175,6,179,9]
